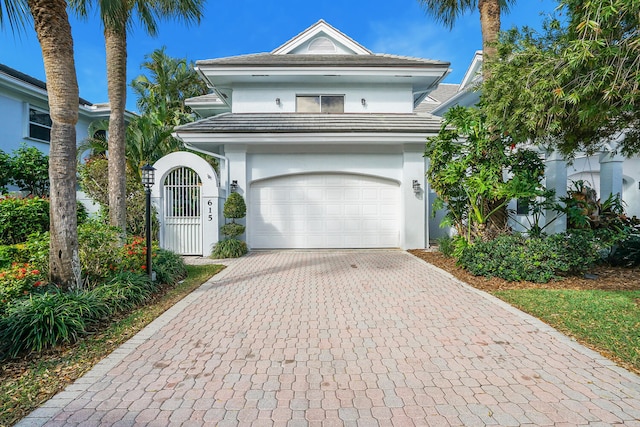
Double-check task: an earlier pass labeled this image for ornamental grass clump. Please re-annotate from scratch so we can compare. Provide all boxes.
[0,290,108,359]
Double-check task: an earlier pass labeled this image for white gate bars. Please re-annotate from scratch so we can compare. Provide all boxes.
[163,167,202,255]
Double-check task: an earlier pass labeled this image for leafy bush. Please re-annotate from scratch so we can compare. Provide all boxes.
[0,263,46,314]
[0,197,49,245]
[0,245,21,269]
[12,233,49,276]
[436,236,454,257]
[607,222,640,267]
[91,271,154,313]
[153,249,187,285]
[0,290,108,359]
[458,232,604,283]
[212,239,247,259]
[9,145,49,196]
[223,192,246,220]
[78,221,123,285]
[78,156,158,237]
[220,222,245,239]
[0,197,88,245]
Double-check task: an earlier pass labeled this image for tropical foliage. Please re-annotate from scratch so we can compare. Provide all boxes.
[0,145,49,196]
[78,156,157,236]
[483,0,640,157]
[71,0,205,235]
[425,106,546,241]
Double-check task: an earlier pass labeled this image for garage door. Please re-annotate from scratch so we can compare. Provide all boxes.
[249,174,400,249]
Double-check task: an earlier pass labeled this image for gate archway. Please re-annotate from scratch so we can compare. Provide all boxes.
[151,152,221,256]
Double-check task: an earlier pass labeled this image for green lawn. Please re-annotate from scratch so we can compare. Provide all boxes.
[494,289,640,373]
[0,264,224,427]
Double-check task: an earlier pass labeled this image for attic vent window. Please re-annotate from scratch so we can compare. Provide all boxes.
[308,37,336,53]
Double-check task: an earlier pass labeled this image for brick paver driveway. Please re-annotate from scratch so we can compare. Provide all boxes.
[20,250,640,426]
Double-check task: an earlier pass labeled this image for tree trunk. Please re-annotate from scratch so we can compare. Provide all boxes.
[105,25,128,240]
[478,0,501,79]
[28,0,81,289]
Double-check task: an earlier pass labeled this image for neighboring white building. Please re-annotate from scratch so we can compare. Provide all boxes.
[0,63,115,156]
[174,20,450,250]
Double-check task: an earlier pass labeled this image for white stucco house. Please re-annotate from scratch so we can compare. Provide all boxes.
[0,63,114,156]
[172,20,451,252]
[0,63,136,212]
[431,51,640,234]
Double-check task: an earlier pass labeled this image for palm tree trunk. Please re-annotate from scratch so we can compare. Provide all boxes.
[478,0,501,78]
[105,25,128,240]
[28,0,81,289]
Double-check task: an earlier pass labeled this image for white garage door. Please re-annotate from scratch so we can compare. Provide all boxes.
[249,174,400,249]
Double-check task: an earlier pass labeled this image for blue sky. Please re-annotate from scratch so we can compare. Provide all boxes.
[1,0,558,112]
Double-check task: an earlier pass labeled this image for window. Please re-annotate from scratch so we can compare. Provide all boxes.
[296,95,344,113]
[28,107,52,142]
[516,198,530,215]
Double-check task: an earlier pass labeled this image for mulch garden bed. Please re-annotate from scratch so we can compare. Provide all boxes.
[408,249,640,291]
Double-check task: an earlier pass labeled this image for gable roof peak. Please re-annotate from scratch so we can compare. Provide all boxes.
[272,20,372,56]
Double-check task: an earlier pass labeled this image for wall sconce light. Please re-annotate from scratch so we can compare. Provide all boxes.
[361,98,367,106]
[412,180,421,194]
[230,180,238,193]
[275,98,281,106]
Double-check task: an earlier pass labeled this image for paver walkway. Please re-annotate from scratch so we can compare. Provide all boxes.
[18,250,640,426]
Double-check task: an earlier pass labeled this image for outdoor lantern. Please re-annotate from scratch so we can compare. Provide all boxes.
[142,163,155,280]
[142,163,156,189]
[230,180,238,193]
[412,179,421,194]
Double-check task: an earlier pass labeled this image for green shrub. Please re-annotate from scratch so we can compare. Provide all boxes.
[78,156,158,237]
[0,289,108,359]
[0,245,21,269]
[223,192,246,220]
[78,221,123,285]
[220,223,245,239]
[91,272,154,313]
[212,239,247,259]
[458,232,604,283]
[0,197,49,245]
[0,263,47,314]
[153,249,187,285]
[14,232,49,275]
[608,233,640,267]
[8,145,49,197]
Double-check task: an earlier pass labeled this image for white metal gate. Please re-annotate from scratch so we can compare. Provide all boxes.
[163,167,202,255]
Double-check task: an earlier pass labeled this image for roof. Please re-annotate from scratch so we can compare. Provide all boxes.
[196,53,449,68]
[0,63,93,106]
[272,19,372,55]
[175,113,443,134]
[415,83,460,114]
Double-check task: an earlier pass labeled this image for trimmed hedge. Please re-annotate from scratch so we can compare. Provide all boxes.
[458,232,605,283]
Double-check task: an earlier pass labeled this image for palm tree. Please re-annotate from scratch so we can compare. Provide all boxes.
[417,0,516,75]
[73,0,204,240]
[131,46,208,122]
[2,0,81,288]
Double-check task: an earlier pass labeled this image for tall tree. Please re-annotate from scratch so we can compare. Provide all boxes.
[417,0,516,74]
[483,0,640,157]
[73,0,205,239]
[131,46,208,122]
[2,0,81,288]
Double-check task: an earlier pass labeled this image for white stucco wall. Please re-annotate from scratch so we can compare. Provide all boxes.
[231,83,414,114]
[0,91,102,156]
